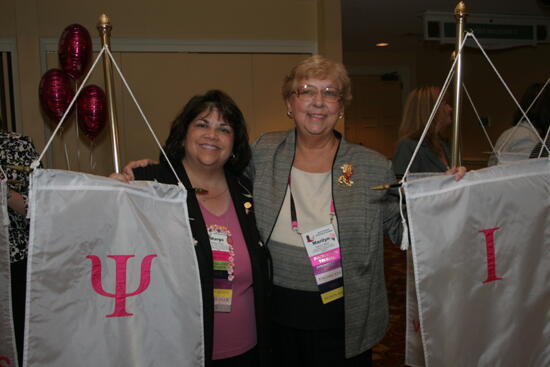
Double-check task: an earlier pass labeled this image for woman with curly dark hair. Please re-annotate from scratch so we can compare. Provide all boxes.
[112,90,270,367]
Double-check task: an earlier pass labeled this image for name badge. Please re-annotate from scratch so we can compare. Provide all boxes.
[301,224,344,304]
[208,225,234,312]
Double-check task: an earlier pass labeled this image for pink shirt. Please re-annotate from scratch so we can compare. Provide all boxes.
[200,201,257,360]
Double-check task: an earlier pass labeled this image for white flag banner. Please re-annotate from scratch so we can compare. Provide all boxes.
[404,158,550,367]
[25,169,204,367]
[404,173,439,367]
[0,180,18,367]
[405,250,424,367]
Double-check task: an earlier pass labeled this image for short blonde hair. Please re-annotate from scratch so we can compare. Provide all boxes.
[398,86,443,141]
[282,55,352,106]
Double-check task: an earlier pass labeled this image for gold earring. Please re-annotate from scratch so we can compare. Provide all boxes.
[287,111,294,119]
[338,112,344,120]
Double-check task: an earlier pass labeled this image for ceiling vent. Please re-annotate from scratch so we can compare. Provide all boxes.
[423,11,550,49]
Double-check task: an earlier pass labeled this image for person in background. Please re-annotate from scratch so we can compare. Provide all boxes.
[488,83,545,166]
[1,127,40,364]
[113,90,271,367]
[392,86,452,177]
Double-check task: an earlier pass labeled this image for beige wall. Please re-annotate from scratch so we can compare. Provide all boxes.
[1,0,343,174]
[345,42,550,165]
[0,1,16,36]
[35,1,317,39]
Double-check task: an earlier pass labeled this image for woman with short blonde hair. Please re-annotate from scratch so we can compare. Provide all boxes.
[250,55,402,366]
[281,55,352,107]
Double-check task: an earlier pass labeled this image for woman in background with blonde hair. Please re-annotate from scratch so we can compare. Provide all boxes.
[392,86,452,177]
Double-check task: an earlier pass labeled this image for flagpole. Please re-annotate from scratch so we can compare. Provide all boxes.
[97,14,122,173]
[451,2,467,168]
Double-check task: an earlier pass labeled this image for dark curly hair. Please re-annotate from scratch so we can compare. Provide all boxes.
[160,90,251,174]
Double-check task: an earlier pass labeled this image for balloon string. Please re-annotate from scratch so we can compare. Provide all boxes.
[32,46,106,169]
[89,141,97,171]
[60,127,71,170]
[74,80,81,171]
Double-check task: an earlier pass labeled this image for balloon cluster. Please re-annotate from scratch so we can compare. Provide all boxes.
[38,24,107,141]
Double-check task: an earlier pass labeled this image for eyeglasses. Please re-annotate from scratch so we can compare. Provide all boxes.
[293,85,342,103]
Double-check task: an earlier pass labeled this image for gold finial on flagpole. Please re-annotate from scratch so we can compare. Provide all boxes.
[97,14,122,173]
[455,1,466,15]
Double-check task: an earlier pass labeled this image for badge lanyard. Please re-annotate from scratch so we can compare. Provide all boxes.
[288,175,344,304]
[208,224,234,312]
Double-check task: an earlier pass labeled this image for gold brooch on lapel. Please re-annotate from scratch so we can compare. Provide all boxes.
[244,201,252,215]
[338,164,354,187]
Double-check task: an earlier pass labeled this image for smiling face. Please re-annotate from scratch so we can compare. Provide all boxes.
[286,78,343,138]
[182,108,234,171]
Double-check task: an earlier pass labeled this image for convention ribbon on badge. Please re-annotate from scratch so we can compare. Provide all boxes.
[208,225,234,312]
[301,224,344,304]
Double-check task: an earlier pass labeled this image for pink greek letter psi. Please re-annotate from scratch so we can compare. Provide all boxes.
[479,227,503,284]
[0,356,11,366]
[87,254,157,317]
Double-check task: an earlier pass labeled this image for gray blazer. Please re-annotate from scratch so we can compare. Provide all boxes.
[247,129,402,358]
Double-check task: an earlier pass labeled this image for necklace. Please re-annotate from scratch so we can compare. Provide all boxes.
[195,186,228,201]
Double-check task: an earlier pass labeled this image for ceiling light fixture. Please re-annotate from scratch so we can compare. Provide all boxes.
[376,42,390,47]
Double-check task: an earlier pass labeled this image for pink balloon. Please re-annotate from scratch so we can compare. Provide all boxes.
[39,69,75,125]
[58,24,92,80]
[77,85,107,141]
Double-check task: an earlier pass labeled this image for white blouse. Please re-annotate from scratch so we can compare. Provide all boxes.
[270,166,338,248]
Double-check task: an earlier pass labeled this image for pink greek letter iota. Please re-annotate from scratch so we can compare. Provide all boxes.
[87,254,157,317]
[479,227,503,284]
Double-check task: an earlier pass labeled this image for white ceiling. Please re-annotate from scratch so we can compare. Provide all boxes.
[342,0,550,53]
